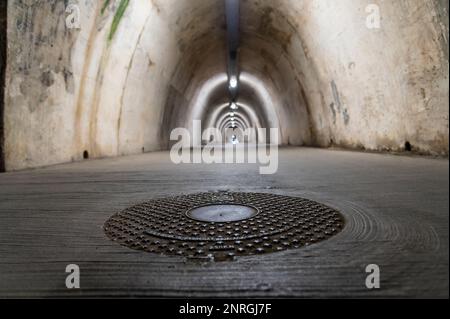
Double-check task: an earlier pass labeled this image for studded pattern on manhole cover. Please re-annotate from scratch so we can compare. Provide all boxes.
[104,192,345,261]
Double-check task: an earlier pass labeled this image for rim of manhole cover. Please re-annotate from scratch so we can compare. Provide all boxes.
[104,192,345,262]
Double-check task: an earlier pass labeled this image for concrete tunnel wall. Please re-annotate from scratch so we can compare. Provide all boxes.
[2,0,449,171]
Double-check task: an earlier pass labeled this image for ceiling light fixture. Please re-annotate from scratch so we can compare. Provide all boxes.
[229,76,238,89]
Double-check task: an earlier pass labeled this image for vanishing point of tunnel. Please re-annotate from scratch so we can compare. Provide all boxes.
[0,0,448,299]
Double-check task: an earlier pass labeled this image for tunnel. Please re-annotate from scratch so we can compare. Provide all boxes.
[0,0,449,299]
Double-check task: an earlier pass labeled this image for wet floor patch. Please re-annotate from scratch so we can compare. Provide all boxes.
[104,192,345,261]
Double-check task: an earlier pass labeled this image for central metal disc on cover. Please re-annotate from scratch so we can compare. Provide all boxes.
[186,204,258,222]
[104,192,345,261]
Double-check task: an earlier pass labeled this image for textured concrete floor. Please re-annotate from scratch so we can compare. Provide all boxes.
[0,148,448,298]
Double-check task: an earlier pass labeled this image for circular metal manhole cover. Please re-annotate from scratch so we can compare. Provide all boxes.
[104,192,345,261]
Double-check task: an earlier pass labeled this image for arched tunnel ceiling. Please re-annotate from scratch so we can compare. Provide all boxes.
[3,0,449,170]
[163,0,313,146]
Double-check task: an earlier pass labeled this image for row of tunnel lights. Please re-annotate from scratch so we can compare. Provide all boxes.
[228,76,239,130]
[228,76,239,143]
